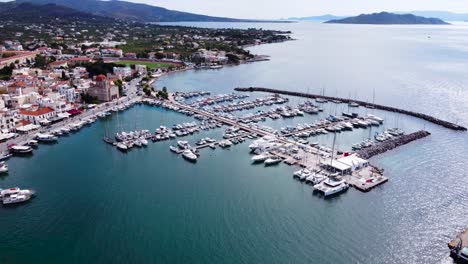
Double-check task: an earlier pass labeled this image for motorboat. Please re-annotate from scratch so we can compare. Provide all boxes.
[177,140,190,149]
[251,153,270,163]
[116,143,128,152]
[9,145,33,155]
[169,146,179,153]
[182,150,197,162]
[293,169,312,180]
[264,156,282,166]
[305,173,327,185]
[35,133,58,142]
[0,162,8,173]
[134,139,142,147]
[0,152,12,161]
[314,178,349,197]
[140,138,148,146]
[0,187,35,205]
[25,139,39,147]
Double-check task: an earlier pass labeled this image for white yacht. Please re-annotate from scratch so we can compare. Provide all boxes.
[0,162,8,173]
[314,178,349,197]
[26,139,39,147]
[0,187,35,205]
[264,156,282,166]
[177,140,190,149]
[305,173,327,185]
[116,143,128,152]
[293,169,312,180]
[251,153,270,163]
[134,139,142,147]
[140,138,148,146]
[182,150,197,162]
[9,145,33,155]
[35,133,58,142]
[169,146,179,153]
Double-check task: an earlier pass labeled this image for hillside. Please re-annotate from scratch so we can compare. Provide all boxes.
[0,2,114,23]
[14,0,244,22]
[325,12,449,25]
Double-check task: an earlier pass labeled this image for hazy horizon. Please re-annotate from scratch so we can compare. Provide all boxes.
[0,0,468,19]
[104,0,468,19]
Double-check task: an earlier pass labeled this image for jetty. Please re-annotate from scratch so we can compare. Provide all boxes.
[356,130,431,159]
[234,87,467,131]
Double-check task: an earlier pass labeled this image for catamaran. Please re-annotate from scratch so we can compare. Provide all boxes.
[314,177,349,197]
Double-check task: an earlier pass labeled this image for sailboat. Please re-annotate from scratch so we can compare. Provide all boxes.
[366,88,376,109]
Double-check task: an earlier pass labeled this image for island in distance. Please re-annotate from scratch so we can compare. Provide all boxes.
[325,12,450,25]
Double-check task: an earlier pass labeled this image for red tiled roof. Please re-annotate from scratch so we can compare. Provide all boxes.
[69,57,90,61]
[49,60,68,66]
[19,107,55,116]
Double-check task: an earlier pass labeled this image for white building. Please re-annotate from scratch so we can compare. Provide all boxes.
[57,84,80,103]
[113,66,132,78]
[135,64,147,75]
[18,107,56,125]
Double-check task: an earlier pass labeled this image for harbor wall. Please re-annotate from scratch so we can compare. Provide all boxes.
[234,87,467,131]
[356,130,431,159]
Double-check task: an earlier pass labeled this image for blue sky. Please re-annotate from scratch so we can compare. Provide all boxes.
[126,0,468,19]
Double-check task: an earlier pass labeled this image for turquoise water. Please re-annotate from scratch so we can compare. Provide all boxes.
[1,22,468,263]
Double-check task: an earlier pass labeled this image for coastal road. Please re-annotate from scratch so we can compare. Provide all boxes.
[0,77,144,154]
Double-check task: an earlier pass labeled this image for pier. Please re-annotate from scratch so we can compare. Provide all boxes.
[356,130,431,159]
[234,87,467,131]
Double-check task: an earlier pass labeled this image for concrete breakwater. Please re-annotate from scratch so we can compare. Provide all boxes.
[356,130,431,159]
[234,87,467,131]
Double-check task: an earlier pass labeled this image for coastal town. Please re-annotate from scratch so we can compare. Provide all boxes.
[0,19,463,203]
[0,21,291,145]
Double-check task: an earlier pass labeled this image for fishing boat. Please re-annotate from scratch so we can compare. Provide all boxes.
[314,177,349,197]
[182,150,197,162]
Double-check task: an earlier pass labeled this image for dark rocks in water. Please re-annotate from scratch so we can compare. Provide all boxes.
[356,130,431,159]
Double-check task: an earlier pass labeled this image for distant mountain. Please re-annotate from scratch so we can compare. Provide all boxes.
[325,12,450,25]
[397,11,468,22]
[287,15,345,21]
[0,2,113,23]
[13,0,245,22]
